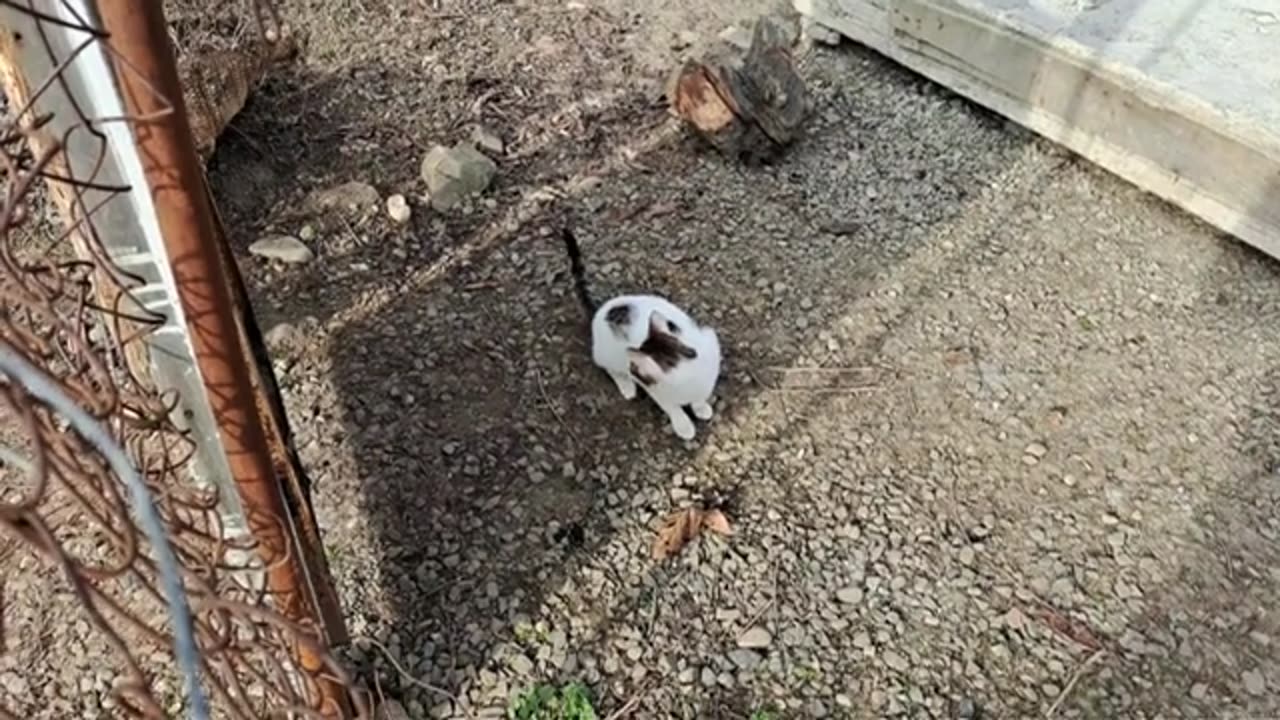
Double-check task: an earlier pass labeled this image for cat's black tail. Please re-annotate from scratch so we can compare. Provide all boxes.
[562,227,597,314]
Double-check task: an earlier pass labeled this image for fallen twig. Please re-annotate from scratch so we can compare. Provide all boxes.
[604,685,648,720]
[533,355,580,448]
[358,636,474,720]
[1045,649,1106,718]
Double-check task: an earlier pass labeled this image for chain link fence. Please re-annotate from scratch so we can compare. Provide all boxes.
[0,1,366,717]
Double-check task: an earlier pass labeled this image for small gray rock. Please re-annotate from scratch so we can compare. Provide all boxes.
[420,142,497,211]
[836,586,864,605]
[472,125,505,155]
[1243,669,1266,696]
[882,649,909,672]
[727,649,761,671]
[312,180,380,210]
[264,322,300,352]
[376,699,410,720]
[507,653,534,676]
[737,627,772,649]
[249,234,314,264]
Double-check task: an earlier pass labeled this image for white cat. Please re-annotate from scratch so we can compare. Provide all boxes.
[563,229,722,440]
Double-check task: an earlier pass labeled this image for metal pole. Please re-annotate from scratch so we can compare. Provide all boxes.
[93,3,352,717]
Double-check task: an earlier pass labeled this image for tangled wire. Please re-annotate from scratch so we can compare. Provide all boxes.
[0,1,365,717]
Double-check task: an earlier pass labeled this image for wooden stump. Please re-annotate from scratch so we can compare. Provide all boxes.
[176,26,298,161]
[669,16,811,162]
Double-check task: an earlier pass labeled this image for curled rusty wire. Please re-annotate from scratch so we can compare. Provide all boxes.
[0,1,365,717]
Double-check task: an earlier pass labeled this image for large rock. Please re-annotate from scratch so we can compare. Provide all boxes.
[419,142,497,211]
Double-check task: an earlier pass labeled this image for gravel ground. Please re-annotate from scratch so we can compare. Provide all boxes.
[14,0,1277,718]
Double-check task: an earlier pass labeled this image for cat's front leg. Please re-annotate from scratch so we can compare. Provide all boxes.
[608,371,638,400]
[657,401,696,440]
[690,399,714,420]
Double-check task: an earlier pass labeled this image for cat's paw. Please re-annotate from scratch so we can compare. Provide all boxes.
[691,401,714,420]
[612,375,638,400]
[670,414,697,441]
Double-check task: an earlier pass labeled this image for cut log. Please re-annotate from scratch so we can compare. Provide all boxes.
[669,16,811,162]
[173,23,298,161]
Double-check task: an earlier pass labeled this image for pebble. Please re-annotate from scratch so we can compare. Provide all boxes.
[264,322,301,352]
[376,699,410,720]
[507,653,534,676]
[835,586,864,605]
[1189,682,1208,700]
[472,125,505,156]
[1242,669,1266,696]
[249,234,314,263]
[882,649,909,672]
[311,180,380,210]
[737,627,772,649]
[727,649,762,671]
[387,194,412,224]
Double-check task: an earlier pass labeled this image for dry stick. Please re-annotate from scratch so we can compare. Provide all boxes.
[533,354,580,448]
[358,636,474,720]
[739,558,779,635]
[604,689,646,720]
[1045,649,1107,719]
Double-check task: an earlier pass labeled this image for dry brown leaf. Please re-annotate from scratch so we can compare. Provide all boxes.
[701,509,733,536]
[652,506,733,560]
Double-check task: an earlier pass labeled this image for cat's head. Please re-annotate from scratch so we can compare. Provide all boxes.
[629,309,697,385]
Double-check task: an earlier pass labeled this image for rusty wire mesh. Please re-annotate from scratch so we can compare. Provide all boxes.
[0,1,364,717]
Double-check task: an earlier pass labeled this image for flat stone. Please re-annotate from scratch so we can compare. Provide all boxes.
[376,699,410,720]
[737,627,772,649]
[835,586,864,605]
[881,649,909,672]
[727,649,762,671]
[249,234,314,263]
[472,125,505,155]
[1243,669,1266,696]
[312,180,380,210]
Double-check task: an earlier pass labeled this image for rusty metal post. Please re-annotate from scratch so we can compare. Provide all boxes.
[94,2,352,717]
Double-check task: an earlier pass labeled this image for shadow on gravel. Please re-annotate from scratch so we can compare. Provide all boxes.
[210,40,1041,719]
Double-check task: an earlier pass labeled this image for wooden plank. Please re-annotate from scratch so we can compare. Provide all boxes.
[796,0,1280,260]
